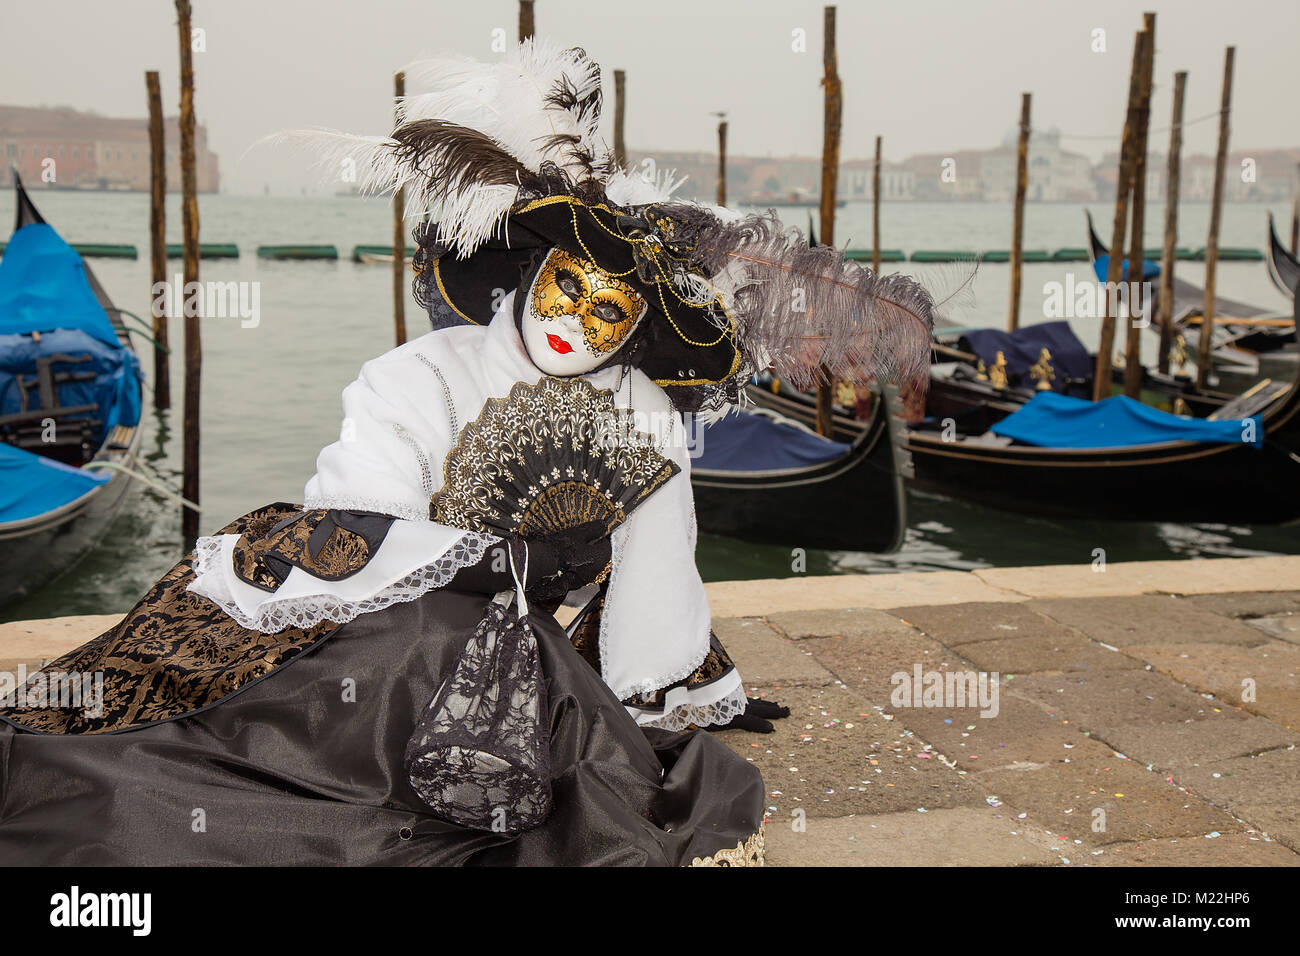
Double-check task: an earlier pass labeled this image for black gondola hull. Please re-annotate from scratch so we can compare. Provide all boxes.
[690,393,908,552]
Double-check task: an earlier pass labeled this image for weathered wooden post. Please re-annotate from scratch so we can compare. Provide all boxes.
[872,134,881,275]
[1156,70,1187,375]
[518,0,535,42]
[1122,11,1155,398]
[613,70,627,169]
[176,0,201,547]
[1093,28,1147,402]
[716,117,727,207]
[815,4,842,438]
[1008,93,1031,332]
[392,70,407,348]
[146,70,170,410]
[1195,46,1235,391]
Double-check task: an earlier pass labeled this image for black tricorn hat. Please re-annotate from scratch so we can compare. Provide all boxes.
[424,195,745,390]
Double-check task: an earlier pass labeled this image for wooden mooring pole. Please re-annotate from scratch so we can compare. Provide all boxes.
[1156,70,1187,376]
[146,70,170,410]
[613,70,627,169]
[1093,28,1147,402]
[1122,11,1155,398]
[1008,93,1031,332]
[815,4,842,438]
[392,70,407,348]
[518,0,535,42]
[1195,46,1235,391]
[176,0,201,547]
[716,117,727,207]
[872,134,881,275]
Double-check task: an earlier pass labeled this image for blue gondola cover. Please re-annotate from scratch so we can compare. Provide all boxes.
[958,321,1093,394]
[695,409,849,471]
[990,391,1263,449]
[0,441,109,523]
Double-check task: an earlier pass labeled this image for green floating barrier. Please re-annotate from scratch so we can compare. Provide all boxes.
[1052,247,1090,261]
[71,243,137,259]
[256,244,339,260]
[1177,249,1200,261]
[1214,247,1264,261]
[980,249,1050,262]
[352,244,416,262]
[844,249,906,263]
[166,243,240,259]
[910,250,978,263]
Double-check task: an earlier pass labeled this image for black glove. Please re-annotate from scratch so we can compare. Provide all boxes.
[713,697,791,734]
[527,520,612,603]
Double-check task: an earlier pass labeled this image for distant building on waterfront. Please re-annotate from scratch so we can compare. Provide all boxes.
[594,139,1292,205]
[0,104,220,192]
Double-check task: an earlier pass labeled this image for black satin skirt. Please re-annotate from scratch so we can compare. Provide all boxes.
[0,587,765,866]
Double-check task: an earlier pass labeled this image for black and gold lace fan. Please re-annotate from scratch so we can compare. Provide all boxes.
[431,377,680,539]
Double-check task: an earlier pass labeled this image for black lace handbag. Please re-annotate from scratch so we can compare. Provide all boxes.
[404,544,552,834]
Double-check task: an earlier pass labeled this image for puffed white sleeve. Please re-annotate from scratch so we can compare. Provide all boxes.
[304,349,457,522]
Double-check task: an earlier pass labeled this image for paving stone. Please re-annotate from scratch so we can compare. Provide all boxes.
[1170,747,1300,811]
[1006,669,1247,735]
[0,614,120,673]
[953,634,1135,675]
[1099,717,1300,770]
[1231,804,1300,853]
[714,683,982,820]
[1029,595,1268,647]
[796,627,972,708]
[979,757,1243,847]
[763,808,1059,866]
[1124,641,1300,729]
[712,617,837,687]
[889,601,1085,647]
[894,692,1115,772]
[976,556,1300,599]
[1183,591,1300,619]
[763,607,918,642]
[706,571,1017,618]
[1243,614,1300,646]
[1081,834,1300,866]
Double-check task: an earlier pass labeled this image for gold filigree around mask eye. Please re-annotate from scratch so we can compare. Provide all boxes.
[532,248,646,354]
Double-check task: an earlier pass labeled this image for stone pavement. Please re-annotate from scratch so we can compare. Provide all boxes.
[708,561,1300,866]
[2,556,1298,866]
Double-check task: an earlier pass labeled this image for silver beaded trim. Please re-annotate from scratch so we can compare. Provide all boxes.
[391,423,433,497]
[414,352,459,439]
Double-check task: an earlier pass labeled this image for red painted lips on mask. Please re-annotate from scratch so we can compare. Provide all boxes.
[546,333,574,355]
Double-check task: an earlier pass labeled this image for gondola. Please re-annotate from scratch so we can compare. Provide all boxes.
[1087,210,1294,356]
[1266,212,1299,303]
[0,174,144,607]
[748,292,1300,524]
[689,385,910,552]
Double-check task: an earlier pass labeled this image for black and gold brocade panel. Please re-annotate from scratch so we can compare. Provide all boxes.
[1,504,344,735]
[232,508,394,590]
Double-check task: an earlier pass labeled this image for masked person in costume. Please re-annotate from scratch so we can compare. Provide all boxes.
[0,41,936,866]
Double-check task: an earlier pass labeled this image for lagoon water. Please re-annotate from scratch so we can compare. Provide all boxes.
[2,189,1296,621]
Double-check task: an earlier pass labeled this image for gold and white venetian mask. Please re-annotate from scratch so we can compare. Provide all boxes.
[520,247,649,376]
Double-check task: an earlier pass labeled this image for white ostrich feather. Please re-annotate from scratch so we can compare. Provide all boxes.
[398,38,605,180]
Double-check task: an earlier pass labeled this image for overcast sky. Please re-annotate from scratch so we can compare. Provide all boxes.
[5,0,1297,194]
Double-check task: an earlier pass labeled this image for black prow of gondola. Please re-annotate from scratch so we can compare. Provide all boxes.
[1266,213,1299,302]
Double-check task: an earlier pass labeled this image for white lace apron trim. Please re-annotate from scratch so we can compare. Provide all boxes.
[188,527,498,633]
[627,670,749,731]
